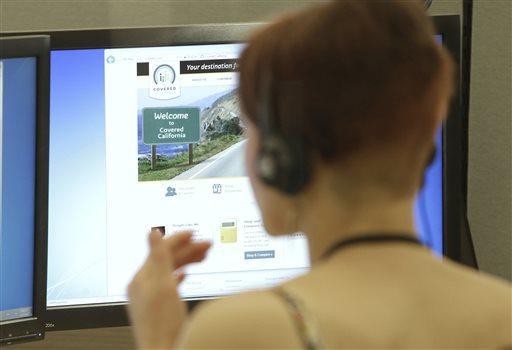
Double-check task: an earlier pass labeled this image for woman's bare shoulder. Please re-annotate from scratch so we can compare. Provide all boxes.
[177,290,302,349]
[435,258,512,344]
[441,257,511,297]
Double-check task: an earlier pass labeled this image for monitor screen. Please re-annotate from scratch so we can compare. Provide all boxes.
[0,56,37,321]
[47,41,443,307]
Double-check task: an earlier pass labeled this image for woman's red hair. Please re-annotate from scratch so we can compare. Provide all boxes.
[239,0,454,190]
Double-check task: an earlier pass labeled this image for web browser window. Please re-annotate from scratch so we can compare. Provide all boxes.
[47,42,443,307]
[103,44,310,300]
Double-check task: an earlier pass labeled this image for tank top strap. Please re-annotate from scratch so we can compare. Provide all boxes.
[272,286,324,350]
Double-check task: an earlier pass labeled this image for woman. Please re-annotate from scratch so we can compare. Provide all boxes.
[127,1,511,348]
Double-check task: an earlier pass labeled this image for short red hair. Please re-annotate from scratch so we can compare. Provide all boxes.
[239,0,454,193]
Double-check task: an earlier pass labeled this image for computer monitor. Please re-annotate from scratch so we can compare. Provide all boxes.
[0,35,49,344]
[35,16,466,330]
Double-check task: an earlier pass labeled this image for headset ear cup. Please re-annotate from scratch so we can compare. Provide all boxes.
[256,134,310,194]
[256,135,286,186]
[257,148,279,184]
[256,73,310,194]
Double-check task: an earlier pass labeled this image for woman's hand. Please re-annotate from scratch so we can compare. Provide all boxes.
[127,230,211,349]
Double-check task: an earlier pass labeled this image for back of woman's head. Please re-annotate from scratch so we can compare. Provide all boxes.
[239,0,454,197]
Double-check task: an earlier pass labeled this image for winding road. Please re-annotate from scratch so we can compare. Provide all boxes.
[174,140,247,180]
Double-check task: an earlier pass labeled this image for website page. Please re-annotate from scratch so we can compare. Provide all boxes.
[47,43,442,307]
[103,43,310,300]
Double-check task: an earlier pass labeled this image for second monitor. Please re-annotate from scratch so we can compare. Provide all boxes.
[0,35,49,344]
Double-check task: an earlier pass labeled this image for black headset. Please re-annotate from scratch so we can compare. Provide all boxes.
[255,71,436,195]
[255,73,311,195]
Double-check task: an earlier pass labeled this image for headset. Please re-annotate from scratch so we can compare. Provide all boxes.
[255,71,436,196]
[255,72,311,195]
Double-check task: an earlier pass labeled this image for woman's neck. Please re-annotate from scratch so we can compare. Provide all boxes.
[301,194,417,263]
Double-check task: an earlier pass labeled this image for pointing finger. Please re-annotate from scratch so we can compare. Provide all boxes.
[148,229,163,250]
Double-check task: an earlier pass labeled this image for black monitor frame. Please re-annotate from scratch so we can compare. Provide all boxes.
[10,16,472,331]
[435,16,475,265]
[0,35,50,345]
[17,23,260,332]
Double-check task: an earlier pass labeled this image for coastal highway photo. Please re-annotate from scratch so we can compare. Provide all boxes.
[174,140,247,180]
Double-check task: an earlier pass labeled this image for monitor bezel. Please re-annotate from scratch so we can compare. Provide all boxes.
[0,35,50,344]
[436,15,467,263]
[18,16,469,330]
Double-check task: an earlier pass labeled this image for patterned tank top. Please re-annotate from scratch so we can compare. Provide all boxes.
[273,287,324,350]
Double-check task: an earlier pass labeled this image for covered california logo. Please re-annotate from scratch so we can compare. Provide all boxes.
[149,60,181,100]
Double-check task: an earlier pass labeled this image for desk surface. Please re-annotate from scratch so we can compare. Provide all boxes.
[8,327,135,350]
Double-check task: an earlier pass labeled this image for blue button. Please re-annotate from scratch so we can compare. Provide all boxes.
[244,250,275,259]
